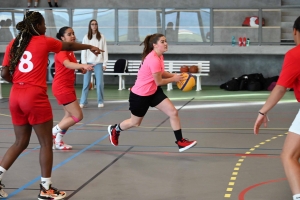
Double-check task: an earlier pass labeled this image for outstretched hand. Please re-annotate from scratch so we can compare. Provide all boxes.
[90,46,104,56]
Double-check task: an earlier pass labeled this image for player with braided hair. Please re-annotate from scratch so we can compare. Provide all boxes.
[0,11,103,199]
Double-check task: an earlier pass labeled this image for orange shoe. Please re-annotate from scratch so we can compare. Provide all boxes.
[38,184,66,200]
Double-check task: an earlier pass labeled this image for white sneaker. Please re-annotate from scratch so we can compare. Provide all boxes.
[0,182,7,198]
[79,104,86,108]
[98,103,104,108]
[53,141,72,150]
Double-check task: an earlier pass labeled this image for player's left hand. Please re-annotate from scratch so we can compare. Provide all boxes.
[254,113,269,135]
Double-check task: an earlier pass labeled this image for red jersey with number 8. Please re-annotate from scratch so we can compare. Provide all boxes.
[2,35,62,88]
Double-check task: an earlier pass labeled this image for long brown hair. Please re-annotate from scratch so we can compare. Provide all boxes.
[140,33,164,61]
[8,11,44,73]
[87,19,101,41]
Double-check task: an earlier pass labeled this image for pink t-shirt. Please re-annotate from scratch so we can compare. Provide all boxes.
[131,50,165,96]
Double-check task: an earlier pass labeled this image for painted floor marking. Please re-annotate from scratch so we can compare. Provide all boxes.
[224,132,287,198]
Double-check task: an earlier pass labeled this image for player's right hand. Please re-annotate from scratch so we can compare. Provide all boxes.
[90,46,104,56]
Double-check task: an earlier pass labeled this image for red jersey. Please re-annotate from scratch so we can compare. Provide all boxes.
[52,51,77,95]
[277,45,300,102]
[2,36,62,88]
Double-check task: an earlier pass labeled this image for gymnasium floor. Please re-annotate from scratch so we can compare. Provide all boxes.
[0,84,297,200]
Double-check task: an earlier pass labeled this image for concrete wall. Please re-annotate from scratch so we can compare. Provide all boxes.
[2,0,281,8]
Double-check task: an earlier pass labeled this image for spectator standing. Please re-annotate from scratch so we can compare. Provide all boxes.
[48,0,58,7]
[27,0,38,7]
[79,19,108,108]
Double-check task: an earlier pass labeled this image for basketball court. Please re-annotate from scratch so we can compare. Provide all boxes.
[0,84,296,200]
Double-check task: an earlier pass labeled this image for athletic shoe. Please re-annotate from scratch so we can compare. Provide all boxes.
[242,37,247,46]
[108,124,120,146]
[79,104,87,108]
[53,140,72,150]
[0,182,8,198]
[238,37,243,47]
[98,103,104,108]
[175,138,197,152]
[38,184,66,200]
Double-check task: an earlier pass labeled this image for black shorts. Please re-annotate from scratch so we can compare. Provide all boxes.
[129,87,167,117]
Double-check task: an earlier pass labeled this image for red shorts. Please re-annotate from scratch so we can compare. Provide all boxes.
[9,84,53,125]
[54,91,77,105]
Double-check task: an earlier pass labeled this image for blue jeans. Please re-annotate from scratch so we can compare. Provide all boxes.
[80,63,104,105]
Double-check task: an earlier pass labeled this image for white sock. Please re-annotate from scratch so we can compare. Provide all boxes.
[0,166,7,181]
[34,2,38,6]
[27,2,31,6]
[41,177,52,190]
[293,194,300,200]
[55,133,65,143]
[52,125,62,136]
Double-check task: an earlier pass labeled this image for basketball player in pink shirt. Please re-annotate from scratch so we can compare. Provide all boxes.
[0,11,102,199]
[108,33,197,152]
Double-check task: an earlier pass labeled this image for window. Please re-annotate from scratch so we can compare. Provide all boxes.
[118,9,162,42]
[72,9,115,42]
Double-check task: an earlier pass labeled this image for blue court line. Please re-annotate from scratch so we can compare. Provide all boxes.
[6,104,126,198]
[7,134,108,198]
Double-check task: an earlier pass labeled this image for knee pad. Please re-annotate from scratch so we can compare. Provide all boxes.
[71,116,81,123]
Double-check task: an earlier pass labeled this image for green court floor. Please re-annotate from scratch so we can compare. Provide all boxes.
[0,83,296,102]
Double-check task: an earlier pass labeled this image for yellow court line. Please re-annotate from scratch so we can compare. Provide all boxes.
[223,132,288,198]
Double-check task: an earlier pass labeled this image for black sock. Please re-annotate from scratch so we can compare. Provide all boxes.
[115,124,123,132]
[174,129,183,141]
[48,2,52,7]
[54,2,58,7]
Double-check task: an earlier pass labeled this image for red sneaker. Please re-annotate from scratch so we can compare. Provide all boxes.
[108,125,120,146]
[238,37,242,46]
[242,37,247,46]
[176,138,197,152]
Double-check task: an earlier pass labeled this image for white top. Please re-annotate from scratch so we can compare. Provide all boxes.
[81,33,108,66]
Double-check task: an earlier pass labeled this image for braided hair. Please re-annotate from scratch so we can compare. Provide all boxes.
[8,11,44,72]
[140,33,164,61]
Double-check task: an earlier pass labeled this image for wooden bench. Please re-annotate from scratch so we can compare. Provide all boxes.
[165,61,210,91]
[76,60,210,91]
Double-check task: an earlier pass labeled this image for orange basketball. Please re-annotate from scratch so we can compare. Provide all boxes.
[180,65,189,73]
[177,73,196,92]
[189,65,199,73]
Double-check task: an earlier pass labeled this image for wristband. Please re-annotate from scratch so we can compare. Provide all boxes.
[258,111,265,116]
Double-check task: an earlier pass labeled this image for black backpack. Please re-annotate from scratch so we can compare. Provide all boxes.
[220,78,240,91]
[114,59,129,73]
[237,73,265,91]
